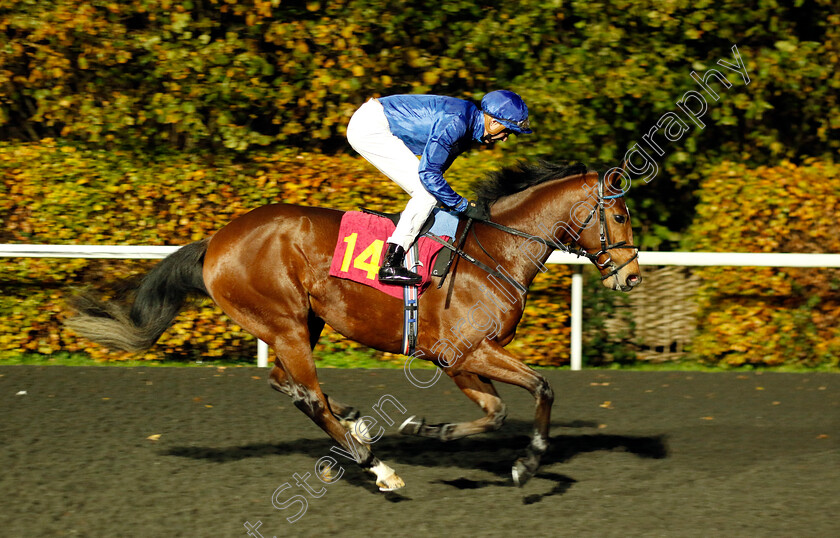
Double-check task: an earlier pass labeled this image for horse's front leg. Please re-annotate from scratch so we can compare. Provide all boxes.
[459,341,554,487]
[399,371,507,441]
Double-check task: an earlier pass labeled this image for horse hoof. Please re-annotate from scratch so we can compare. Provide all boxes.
[512,458,534,487]
[370,461,405,492]
[399,415,424,436]
[319,466,333,483]
[377,473,406,492]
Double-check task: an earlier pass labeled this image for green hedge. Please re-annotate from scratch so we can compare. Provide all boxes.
[1,0,838,246]
[3,0,837,158]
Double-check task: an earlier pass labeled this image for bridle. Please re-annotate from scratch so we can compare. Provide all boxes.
[476,172,639,282]
[577,172,640,281]
[424,172,639,294]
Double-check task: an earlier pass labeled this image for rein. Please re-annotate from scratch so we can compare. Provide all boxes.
[432,173,639,289]
[477,219,597,262]
[423,231,528,294]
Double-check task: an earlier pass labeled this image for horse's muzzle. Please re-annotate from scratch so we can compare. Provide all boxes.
[619,273,642,292]
[605,272,642,292]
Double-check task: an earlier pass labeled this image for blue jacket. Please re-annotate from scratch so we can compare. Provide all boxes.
[379,95,485,210]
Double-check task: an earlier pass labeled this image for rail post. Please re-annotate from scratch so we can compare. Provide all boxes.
[570,268,583,371]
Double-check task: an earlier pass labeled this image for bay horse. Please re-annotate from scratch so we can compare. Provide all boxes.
[66,161,641,491]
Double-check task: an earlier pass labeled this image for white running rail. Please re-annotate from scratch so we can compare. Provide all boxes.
[4,244,840,369]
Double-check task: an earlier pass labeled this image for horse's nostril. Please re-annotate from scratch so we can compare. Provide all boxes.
[627,274,641,287]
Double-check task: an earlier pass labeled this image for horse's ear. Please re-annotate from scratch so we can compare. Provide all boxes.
[611,160,630,186]
[604,163,622,188]
[603,163,629,198]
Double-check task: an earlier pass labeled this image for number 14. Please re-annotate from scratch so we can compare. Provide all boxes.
[339,233,384,280]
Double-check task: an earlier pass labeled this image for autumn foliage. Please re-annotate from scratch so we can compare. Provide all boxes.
[684,160,840,368]
[2,0,838,165]
[2,0,838,246]
[1,1,838,366]
[0,141,574,363]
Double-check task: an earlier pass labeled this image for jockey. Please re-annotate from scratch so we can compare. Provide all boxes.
[346,90,532,286]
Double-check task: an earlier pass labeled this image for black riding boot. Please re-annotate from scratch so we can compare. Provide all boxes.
[378,243,422,286]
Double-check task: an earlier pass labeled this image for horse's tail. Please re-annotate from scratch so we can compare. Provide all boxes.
[66,239,210,352]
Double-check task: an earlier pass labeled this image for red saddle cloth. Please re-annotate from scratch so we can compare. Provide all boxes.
[329,211,449,299]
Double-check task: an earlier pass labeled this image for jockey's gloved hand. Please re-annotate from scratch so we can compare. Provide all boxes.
[461,200,490,221]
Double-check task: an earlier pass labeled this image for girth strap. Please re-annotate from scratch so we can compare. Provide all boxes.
[402,243,420,355]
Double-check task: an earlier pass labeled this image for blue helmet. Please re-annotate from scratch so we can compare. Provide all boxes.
[481,90,532,134]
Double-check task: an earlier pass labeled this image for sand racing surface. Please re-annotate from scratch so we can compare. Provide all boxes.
[1,366,838,537]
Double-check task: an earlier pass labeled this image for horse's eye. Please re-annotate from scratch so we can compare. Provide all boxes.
[614,214,627,224]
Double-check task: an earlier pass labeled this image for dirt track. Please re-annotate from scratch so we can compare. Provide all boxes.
[1,366,838,537]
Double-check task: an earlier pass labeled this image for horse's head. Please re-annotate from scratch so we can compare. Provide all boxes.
[572,169,642,292]
[474,161,642,292]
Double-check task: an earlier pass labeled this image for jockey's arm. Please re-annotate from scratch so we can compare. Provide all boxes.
[418,122,469,212]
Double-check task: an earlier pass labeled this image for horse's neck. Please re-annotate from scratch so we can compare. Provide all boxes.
[482,173,594,287]
[493,172,593,224]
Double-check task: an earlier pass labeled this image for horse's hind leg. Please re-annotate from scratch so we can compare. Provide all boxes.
[303,312,362,425]
[269,317,404,492]
[268,357,356,482]
[270,364,356,423]
[269,310,324,396]
[400,371,507,441]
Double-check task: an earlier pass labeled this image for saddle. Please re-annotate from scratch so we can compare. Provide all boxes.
[328,208,460,355]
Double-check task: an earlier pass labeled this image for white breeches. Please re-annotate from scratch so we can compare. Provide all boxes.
[346,99,438,250]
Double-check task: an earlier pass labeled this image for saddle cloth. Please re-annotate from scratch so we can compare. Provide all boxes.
[329,209,457,299]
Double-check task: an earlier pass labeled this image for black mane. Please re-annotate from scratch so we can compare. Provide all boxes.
[471,161,589,206]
